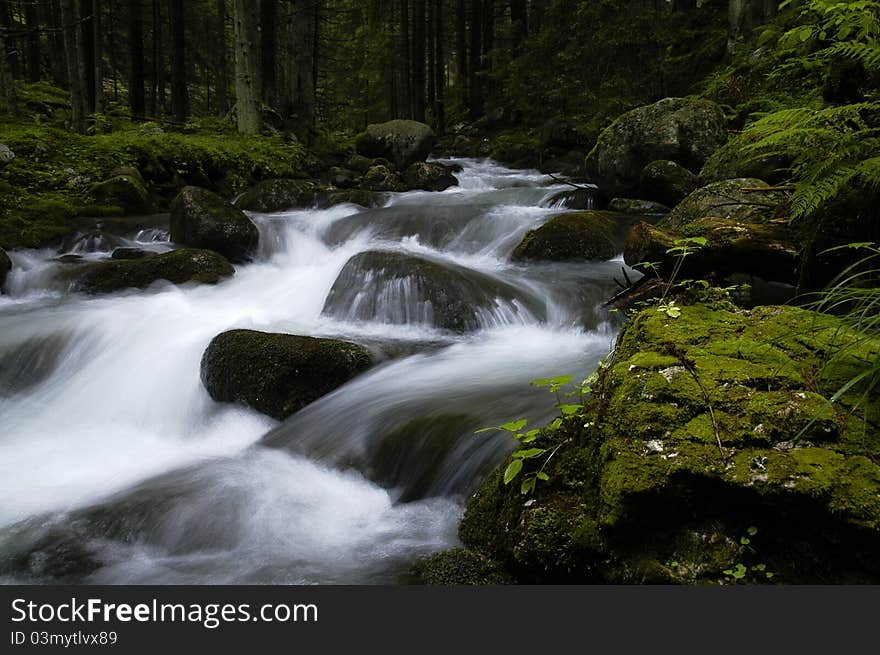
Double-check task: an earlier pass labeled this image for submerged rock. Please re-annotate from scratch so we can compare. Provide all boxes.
[61,248,234,294]
[170,186,259,263]
[512,211,620,262]
[455,303,880,584]
[355,119,436,170]
[402,161,458,192]
[585,97,726,198]
[200,329,373,421]
[0,247,11,290]
[323,250,542,332]
[233,179,320,212]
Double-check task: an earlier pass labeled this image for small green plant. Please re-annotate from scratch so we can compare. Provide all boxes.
[635,236,708,318]
[723,527,776,583]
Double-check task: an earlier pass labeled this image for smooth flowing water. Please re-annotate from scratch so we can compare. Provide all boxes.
[0,159,631,584]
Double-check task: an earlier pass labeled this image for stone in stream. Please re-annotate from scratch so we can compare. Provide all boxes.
[200,329,373,421]
[322,250,544,332]
[59,248,234,294]
[511,211,621,262]
[233,178,321,212]
[638,159,699,207]
[170,186,259,262]
[585,97,726,198]
[0,247,11,290]
[607,198,670,215]
[355,119,436,171]
[402,162,459,192]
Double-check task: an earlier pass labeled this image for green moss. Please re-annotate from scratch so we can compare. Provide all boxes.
[512,211,619,262]
[409,548,513,585]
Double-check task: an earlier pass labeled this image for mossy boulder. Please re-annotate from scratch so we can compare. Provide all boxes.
[89,175,155,215]
[323,250,542,332]
[362,164,404,192]
[512,211,620,262]
[639,159,699,207]
[60,248,234,294]
[0,144,15,166]
[459,303,880,583]
[624,218,799,282]
[0,247,11,289]
[170,186,259,263]
[699,133,795,185]
[608,198,669,215]
[355,119,436,171]
[402,162,458,192]
[200,329,373,421]
[662,178,787,230]
[233,178,319,212]
[410,548,514,585]
[585,97,727,198]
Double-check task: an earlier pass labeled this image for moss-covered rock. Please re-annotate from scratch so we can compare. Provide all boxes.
[608,198,670,215]
[662,178,787,229]
[89,175,156,215]
[512,211,620,262]
[624,218,799,282]
[170,186,259,263]
[200,329,373,421]
[639,159,699,207]
[402,162,458,192]
[699,132,795,185]
[409,548,514,585]
[362,164,404,192]
[233,178,320,212]
[60,248,234,294]
[355,120,436,171]
[585,97,727,198]
[0,247,11,290]
[459,303,880,584]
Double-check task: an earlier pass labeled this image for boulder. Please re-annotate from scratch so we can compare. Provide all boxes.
[110,247,152,260]
[61,248,234,294]
[0,247,11,289]
[329,167,358,189]
[410,548,514,585]
[233,178,319,212]
[317,189,380,209]
[355,119,436,170]
[607,198,670,215]
[700,133,795,185]
[512,211,620,262]
[457,303,880,583]
[323,250,543,332]
[170,186,259,263]
[402,162,458,192]
[362,164,403,192]
[639,160,699,207]
[0,144,15,166]
[200,329,373,420]
[585,97,727,197]
[545,187,603,210]
[89,175,155,214]
[623,218,799,282]
[662,178,787,230]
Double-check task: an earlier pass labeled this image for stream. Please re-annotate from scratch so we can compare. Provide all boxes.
[0,159,632,584]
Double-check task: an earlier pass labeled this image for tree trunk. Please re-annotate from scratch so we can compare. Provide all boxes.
[261,0,277,108]
[47,0,68,86]
[169,0,187,122]
[25,0,40,83]
[81,0,96,113]
[509,0,527,56]
[215,0,229,115]
[456,0,466,104]
[0,10,16,113]
[277,0,316,134]
[233,0,261,134]
[413,0,425,122]
[129,0,146,120]
[427,0,435,115]
[93,0,103,113]
[468,0,482,119]
[150,0,162,115]
[400,0,411,118]
[433,0,445,134]
[61,0,86,130]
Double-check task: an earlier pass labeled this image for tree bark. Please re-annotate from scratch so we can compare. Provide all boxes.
[233,0,261,134]
[215,0,229,115]
[129,0,146,120]
[509,0,527,56]
[169,0,187,122]
[433,0,444,133]
[25,0,40,83]
[413,0,425,122]
[456,0,466,104]
[261,0,277,108]
[61,0,87,130]
[47,0,68,86]
[468,0,482,119]
[0,8,16,113]
[400,0,411,118]
[92,0,103,113]
[81,0,96,113]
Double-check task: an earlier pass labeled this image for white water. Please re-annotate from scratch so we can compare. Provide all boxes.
[0,159,631,584]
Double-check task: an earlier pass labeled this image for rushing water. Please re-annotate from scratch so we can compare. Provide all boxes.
[0,159,633,584]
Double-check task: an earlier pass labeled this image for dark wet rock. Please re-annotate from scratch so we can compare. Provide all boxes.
[608,198,670,215]
[639,159,699,207]
[233,178,320,212]
[318,189,380,209]
[329,167,358,189]
[362,165,404,192]
[200,329,373,421]
[323,250,544,332]
[402,162,458,192]
[585,97,726,198]
[545,187,603,210]
[512,211,620,262]
[170,186,259,263]
[355,119,436,170]
[0,247,11,289]
[111,247,153,260]
[60,248,234,294]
